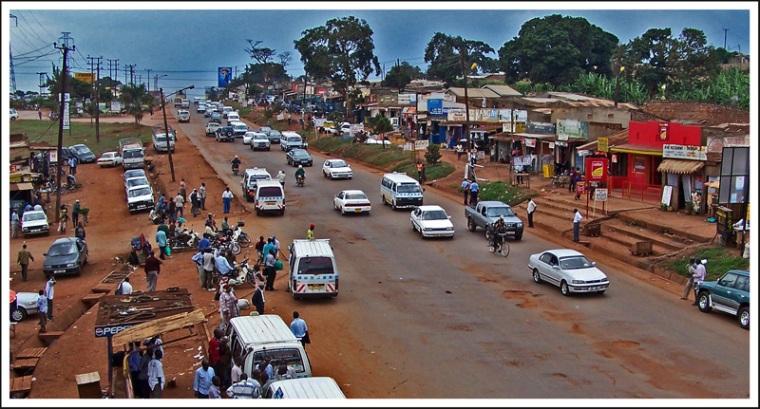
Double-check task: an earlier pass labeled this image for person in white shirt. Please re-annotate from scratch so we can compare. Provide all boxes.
[230,357,243,384]
[527,198,537,228]
[44,276,56,320]
[692,259,707,305]
[117,277,133,295]
[572,208,583,242]
[222,187,234,214]
[226,373,261,399]
[148,349,165,398]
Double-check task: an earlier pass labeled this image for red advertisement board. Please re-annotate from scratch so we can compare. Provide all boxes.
[585,157,608,182]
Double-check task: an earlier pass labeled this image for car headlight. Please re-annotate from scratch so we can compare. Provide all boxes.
[571,280,585,284]
[516,222,523,227]
[67,263,77,267]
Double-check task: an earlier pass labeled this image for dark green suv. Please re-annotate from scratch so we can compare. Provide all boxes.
[696,269,750,329]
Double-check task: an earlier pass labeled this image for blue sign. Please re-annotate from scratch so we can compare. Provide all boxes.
[218,67,232,87]
[427,99,443,116]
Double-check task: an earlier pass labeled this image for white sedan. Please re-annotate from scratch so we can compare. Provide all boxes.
[410,205,455,238]
[206,122,222,136]
[322,159,353,180]
[97,151,122,167]
[334,190,371,215]
[528,249,610,296]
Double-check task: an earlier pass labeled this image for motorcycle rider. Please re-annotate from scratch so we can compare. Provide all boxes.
[231,155,241,175]
[276,170,286,186]
[487,217,508,251]
[295,165,305,185]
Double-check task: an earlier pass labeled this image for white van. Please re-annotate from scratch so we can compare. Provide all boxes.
[280,131,304,151]
[263,377,346,399]
[255,179,285,216]
[287,239,339,299]
[380,172,423,209]
[226,315,312,384]
[227,111,241,125]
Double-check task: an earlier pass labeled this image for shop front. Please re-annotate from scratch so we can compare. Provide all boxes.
[657,144,708,210]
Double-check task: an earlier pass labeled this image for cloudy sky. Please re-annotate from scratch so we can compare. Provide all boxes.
[8,7,751,95]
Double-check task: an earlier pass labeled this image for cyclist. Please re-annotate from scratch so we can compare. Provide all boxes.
[487,217,509,252]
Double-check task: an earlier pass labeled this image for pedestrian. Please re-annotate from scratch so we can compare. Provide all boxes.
[263,249,277,291]
[230,357,243,385]
[255,236,266,261]
[692,259,707,305]
[568,168,577,193]
[681,258,699,301]
[72,199,81,227]
[58,205,69,234]
[116,276,133,295]
[222,187,233,214]
[252,283,265,315]
[572,208,583,242]
[36,289,48,333]
[74,221,86,240]
[272,236,281,255]
[17,244,34,282]
[38,110,43,120]
[156,228,168,260]
[416,161,424,182]
[174,192,185,218]
[226,373,261,399]
[219,284,239,329]
[179,179,187,201]
[144,249,161,292]
[262,238,274,261]
[199,183,207,210]
[190,189,200,217]
[460,179,471,206]
[208,328,223,382]
[167,199,177,224]
[127,343,142,397]
[306,224,315,240]
[193,358,216,398]
[148,349,165,399]
[208,376,222,399]
[221,217,230,234]
[456,143,464,160]
[290,311,310,347]
[527,198,537,228]
[215,250,234,277]
[44,275,56,320]
[11,209,19,238]
[202,248,215,290]
[128,248,140,267]
[68,156,78,175]
[197,234,211,252]
[137,345,152,398]
[469,180,480,205]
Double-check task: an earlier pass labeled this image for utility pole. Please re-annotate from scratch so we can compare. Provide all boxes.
[723,28,728,49]
[159,86,194,182]
[95,56,102,142]
[460,55,472,150]
[10,15,18,92]
[124,64,128,85]
[87,56,96,125]
[54,33,75,223]
[145,69,151,91]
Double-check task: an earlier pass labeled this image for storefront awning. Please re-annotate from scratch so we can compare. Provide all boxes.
[657,159,704,175]
[609,143,662,156]
[10,182,34,192]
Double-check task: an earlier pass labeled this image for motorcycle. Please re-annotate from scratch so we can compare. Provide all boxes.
[231,223,251,248]
[232,163,240,176]
[149,208,166,225]
[169,229,199,252]
[227,258,259,288]
[212,234,241,255]
[296,174,305,187]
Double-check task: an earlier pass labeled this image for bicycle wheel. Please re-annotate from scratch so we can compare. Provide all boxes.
[498,242,510,257]
[488,243,496,253]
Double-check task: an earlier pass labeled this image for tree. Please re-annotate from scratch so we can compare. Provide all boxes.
[294,27,332,111]
[369,115,393,149]
[382,62,423,90]
[424,33,495,85]
[245,40,276,64]
[498,14,619,85]
[46,64,92,111]
[295,17,381,119]
[206,87,220,101]
[120,84,154,127]
[425,143,441,165]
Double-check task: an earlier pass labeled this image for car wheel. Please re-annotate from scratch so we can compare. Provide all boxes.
[560,281,570,296]
[11,307,27,322]
[532,268,542,283]
[697,291,712,312]
[515,233,523,241]
[467,217,477,232]
[738,306,749,329]
[340,208,345,216]
[382,195,387,206]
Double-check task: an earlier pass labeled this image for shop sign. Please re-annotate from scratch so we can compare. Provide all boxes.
[585,157,608,182]
[398,93,417,105]
[524,138,536,148]
[95,323,135,338]
[662,144,707,161]
[661,185,673,205]
[594,188,608,202]
[527,121,556,134]
[554,140,568,147]
[548,142,555,149]
[556,119,589,141]
[427,99,444,116]
[447,109,466,122]
[597,136,609,153]
[414,140,429,150]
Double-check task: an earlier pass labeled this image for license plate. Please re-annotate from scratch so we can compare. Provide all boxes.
[354,208,362,213]
[137,205,146,209]
[266,201,276,205]
[307,284,324,292]
[54,270,65,274]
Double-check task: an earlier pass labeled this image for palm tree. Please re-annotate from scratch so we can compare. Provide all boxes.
[120,84,155,127]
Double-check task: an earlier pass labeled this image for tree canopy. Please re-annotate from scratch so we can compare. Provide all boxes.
[424,32,495,85]
[498,14,619,85]
[119,84,154,127]
[382,62,423,90]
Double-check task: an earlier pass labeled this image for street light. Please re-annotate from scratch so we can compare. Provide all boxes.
[159,85,194,182]
[614,66,625,108]
[155,74,168,90]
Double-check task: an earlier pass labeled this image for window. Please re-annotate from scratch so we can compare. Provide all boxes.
[733,275,749,292]
[297,257,335,275]
[718,273,738,288]
[258,187,282,198]
[49,243,76,256]
[422,210,448,220]
[485,207,515,217]
[252,348,305,373]
[539,253,553,264]
[397,183,421,194]
[559,256,594,270]
[345,193,367,200]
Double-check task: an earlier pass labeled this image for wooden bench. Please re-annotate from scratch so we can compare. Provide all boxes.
[10,375,33,397]
[38,330,65,346]
[16,347,48,359]
[12,358,39,374]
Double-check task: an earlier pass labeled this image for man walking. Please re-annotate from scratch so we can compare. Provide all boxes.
[58,205,69,234]
[527,198,537,228]
[190,189,200,217]
[416,161,424,183]
[36,289,48,333]
[44,275,56,320]
[469,179,480,205]
[222,187,233,214]
[199,183,207,210]
[17,244,34,282]
[72,199,81,227]
[11,209,20,238]
[68,156,78,175]
[290,311,309,347]
[681,258,699,301]
[252,283,265,315]
[572,208,583,242]
[202,249,215,290]
[174,191,185,218]
[144,250,162,292]
[156,228,168,260]
[460,179,470,206]
[263,249,277,291]
[179,178,187,202]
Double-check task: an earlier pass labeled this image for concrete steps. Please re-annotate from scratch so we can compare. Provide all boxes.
[597,226,672,257]
[603,219,686,252]
[584,235,654,270]
[616,212,708,244]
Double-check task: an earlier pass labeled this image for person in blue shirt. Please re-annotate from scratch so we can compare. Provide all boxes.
[261,238,274,262]
[290,311,309,346]
[469,180,480,205]
[156,229,168,260]
[193,359,216,398]
[215,252,234,276]
[127,343,143,397]
[197,236,211,252]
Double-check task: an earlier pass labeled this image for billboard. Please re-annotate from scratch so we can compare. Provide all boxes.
[218,67,232,87]
[585,157,608,182]
[557,119,589,141]
[73,72,94,84]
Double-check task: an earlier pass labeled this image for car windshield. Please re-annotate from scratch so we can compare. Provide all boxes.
[127,178,149,188]
[422,210,448,220]
[486,207,515,217]
[287,136,301,142]
[129,187,152,197]
[125,170,145,179]
[269,130,281,136]
[48,243,76,256]
[330,160,347,168]
[397,183,421,194]
[123,150,143,159]
[73,145,91,153]
[293,151,310,159]
[258,187,282,197]
[254,135,267,140]
[247,175,270,187]
[345,192,367,200]
[297,256,335,275]
[559,256,594,270]
[252,349,305,373]
[23,212,46,221]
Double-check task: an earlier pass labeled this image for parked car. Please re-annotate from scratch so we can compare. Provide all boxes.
[125,176,150,192]
[68,144,97,163]
[696,269,750,329]
[97,151,123,167]
[43,237,88,276]
[334,190,371,215]
[206,122,222,136]
[123,169,146,181]
[286,149,313,167]
[215,126,235,142]
[11,291,40,322]
[21,210,49,236]
[10,108,19,120]
[126,185,155,213]
[322,159,352,179]
[177,109,190,122]
[528,249,610,296]
[410,205,455,238]
[250,132,271,151]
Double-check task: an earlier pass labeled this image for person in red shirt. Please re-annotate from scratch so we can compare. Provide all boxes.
[144,250,162,292]
[208,328,224,379]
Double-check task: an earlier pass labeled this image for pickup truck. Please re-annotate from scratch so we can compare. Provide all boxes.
[464,200,524,241]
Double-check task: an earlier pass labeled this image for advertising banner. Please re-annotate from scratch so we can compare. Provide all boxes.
[61,93,70,130]
[524,138,536,148]
[585,157,608,182]
[597,136,609,152]
[217,67,232,87]
[447,109,466,122]
[427,99,444,116]
[557,119,589,141]
[662,144,707,161]
[73,72,94,84]
[594,188,608,202]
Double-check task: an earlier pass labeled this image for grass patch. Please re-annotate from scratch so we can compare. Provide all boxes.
[665,247,749,280]
[10,119,153,155]
[478,181,536,206]
[394,161,455,180]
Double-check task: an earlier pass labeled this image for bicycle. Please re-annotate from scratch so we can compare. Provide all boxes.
[488,236,510,257]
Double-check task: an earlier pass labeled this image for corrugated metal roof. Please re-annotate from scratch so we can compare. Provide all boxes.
[230,315,297,347]
[291,239,333,258]
[482,84,522,97]
[446,87,500,99]
[268,377,346,398]
[575,129,629,150]
[657,159,704,175]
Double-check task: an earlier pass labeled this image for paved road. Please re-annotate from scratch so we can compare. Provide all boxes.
[172,110,748,398]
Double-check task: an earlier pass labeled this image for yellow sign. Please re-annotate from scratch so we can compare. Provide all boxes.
[592,166,604,178]
[74,72,94,84]
[597,136,609,152]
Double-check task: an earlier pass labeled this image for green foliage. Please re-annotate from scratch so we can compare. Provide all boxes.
[120,84,155,127]
[424,32,495,85]
[499,14,619,85]
[668,68,749,109]
[424,143,441,164]
[382,62,423,90]
[369,115,393,135]
[10,119,153,155]
[394,161,454,180]
[478,182,536,206]
[665,247,749,280]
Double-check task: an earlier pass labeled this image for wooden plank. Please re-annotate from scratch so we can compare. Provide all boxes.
[91,283,114,293]
[16,347,47,359]
[112,309,207,349]
[12,358,39,372]
[11,375,33,393]
[81,292,107,307]
[38,330,65,346]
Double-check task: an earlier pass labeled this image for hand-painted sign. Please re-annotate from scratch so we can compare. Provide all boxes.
[662,144,707,161]
[556,119,589,141]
